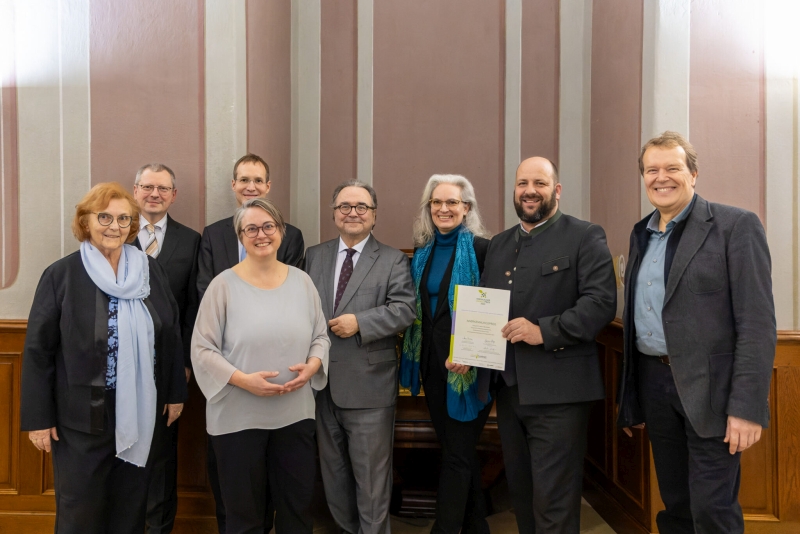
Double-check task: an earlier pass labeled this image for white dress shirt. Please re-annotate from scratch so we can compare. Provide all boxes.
[138,214,168,256]
[332,235,371,312]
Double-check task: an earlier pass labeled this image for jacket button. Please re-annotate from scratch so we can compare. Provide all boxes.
[508,280,513,284]
[505,271,511,276]
[553,265,559,272]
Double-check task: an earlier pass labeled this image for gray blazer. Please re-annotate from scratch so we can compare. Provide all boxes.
[617,195,776,438]
[305,235,416,409]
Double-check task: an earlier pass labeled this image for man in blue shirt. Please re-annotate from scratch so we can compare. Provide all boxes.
[617,132,776,534]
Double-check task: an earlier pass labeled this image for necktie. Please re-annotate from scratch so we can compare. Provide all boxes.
[145,224,159,258]
[334,248,357,312]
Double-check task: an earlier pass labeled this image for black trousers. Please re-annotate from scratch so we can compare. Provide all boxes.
[51,391,150,534]
[146,413,178,534]
[639,356,744,534]
[495,382,593,534]
[422,369,491,534]
[208,433,276,534]
[210,420,317,534]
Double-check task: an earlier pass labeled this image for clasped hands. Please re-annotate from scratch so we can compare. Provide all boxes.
[232,357,322,397]
[328,314,359,338]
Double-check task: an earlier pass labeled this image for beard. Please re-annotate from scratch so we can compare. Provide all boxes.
[514,191,557,224]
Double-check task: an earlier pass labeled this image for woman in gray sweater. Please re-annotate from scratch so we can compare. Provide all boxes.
[192,198,329,534]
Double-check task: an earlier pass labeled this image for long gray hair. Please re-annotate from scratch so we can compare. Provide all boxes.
[411,174,490,247]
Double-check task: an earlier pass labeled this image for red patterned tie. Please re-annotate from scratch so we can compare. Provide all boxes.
[334,248,357,312]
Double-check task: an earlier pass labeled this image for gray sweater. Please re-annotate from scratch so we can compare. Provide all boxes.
[192,267,330,435]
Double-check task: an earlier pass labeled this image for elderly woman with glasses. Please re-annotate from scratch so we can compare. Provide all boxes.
[400,174,494,534]
[20,182,187,534]
[192,197,330,534]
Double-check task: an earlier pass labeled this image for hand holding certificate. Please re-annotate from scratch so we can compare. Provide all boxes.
[449,285,511,370]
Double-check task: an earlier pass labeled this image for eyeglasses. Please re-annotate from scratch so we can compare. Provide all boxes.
[240,222,279,238]
[236,177,268,186]
[137,184,174,195]
[334,203,376,215]
[93,212,133,228]
[429,199,465,209]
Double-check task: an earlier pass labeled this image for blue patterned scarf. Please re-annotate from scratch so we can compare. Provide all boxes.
[400,227,491,421]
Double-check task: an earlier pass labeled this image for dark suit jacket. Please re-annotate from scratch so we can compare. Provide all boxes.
[132,214,200,370]
[617,195,776,437]
[20,250,188,435]
[419,236,490,382]
[482,215,617,405]
[305,235,416,409]
[197,216,304,301]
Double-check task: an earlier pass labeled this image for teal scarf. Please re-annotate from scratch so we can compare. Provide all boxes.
[400,227,491,421]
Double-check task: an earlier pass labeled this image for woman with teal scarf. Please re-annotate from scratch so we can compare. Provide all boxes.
[400,174,493,534]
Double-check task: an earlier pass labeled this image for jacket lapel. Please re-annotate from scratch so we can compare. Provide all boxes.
[157,215,179,265]
[224,217,239,267]
[663,196,713,306]
[319,240,337,317]
[334,235,379,316]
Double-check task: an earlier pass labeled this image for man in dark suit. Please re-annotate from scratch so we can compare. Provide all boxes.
[482,157,616,534]
[305,181,416,534]
[196,153,303,533]
[196,153,304,301]
[132,163,200,534]
[617,132,776,533]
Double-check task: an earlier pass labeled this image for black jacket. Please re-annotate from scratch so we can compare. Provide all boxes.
[132,215,200,370]
[20,250,188,434]
[617,196,776,437]
[419,236,490,382]
[197,216,304,301]
[481,215,616,405]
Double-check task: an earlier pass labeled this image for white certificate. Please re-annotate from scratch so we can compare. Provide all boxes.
[449,285,511,370]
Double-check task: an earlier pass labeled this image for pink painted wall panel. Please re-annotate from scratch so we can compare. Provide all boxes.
[690,1,765,221]
[1,68,20,289]
[320,0,357,243]
[90,0,205,231]
[589,0,643,260]
[372,0,505,249]
[247,0,292,223]
[521,0,559,163]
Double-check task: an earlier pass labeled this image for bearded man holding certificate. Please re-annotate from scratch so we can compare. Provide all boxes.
[482,157,616,534]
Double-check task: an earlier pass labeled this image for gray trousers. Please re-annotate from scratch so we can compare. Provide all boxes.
[316,387,395,534]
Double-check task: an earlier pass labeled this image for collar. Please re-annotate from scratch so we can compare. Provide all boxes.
[646,194,696,234]
[516,209,562,242]
[140,214,168,231]
[338,234,371,254]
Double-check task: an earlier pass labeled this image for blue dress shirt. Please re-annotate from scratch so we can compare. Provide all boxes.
[634,198,694,356]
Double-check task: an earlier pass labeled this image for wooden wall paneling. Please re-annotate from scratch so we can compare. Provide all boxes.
[775,336,800,523]
[0,355,18,494]
[739,370,778,520]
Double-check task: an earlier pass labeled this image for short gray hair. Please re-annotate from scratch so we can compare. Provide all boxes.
[412,174,490,247]
[330,180,378,209]
[234,198,286,243]
[135,163,176,188]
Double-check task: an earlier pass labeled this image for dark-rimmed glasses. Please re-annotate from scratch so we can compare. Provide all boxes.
[93,212,133,228]
[429,199,465,209]
[240,222,279,238]
[334,203,375,215]
[137,184,174,195]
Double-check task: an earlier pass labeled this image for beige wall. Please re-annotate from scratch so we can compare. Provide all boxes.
[1,0,797,328]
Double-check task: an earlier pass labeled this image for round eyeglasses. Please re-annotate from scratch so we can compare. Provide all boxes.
[92,212,133,228]
[240,222,279,238]
[333,203,376,215]
[137,184,174,195]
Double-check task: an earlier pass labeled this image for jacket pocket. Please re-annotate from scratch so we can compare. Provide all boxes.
[367,336,398,364]
[688,253,724,294]
[708,352,734,416]
[542,256,570,276]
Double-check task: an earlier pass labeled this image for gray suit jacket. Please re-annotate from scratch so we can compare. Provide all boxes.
[305,235,416,409]
[617,195,776,438]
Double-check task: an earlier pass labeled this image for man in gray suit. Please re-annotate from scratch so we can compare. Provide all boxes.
[617,131,776,533]
[305,180,416,534]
